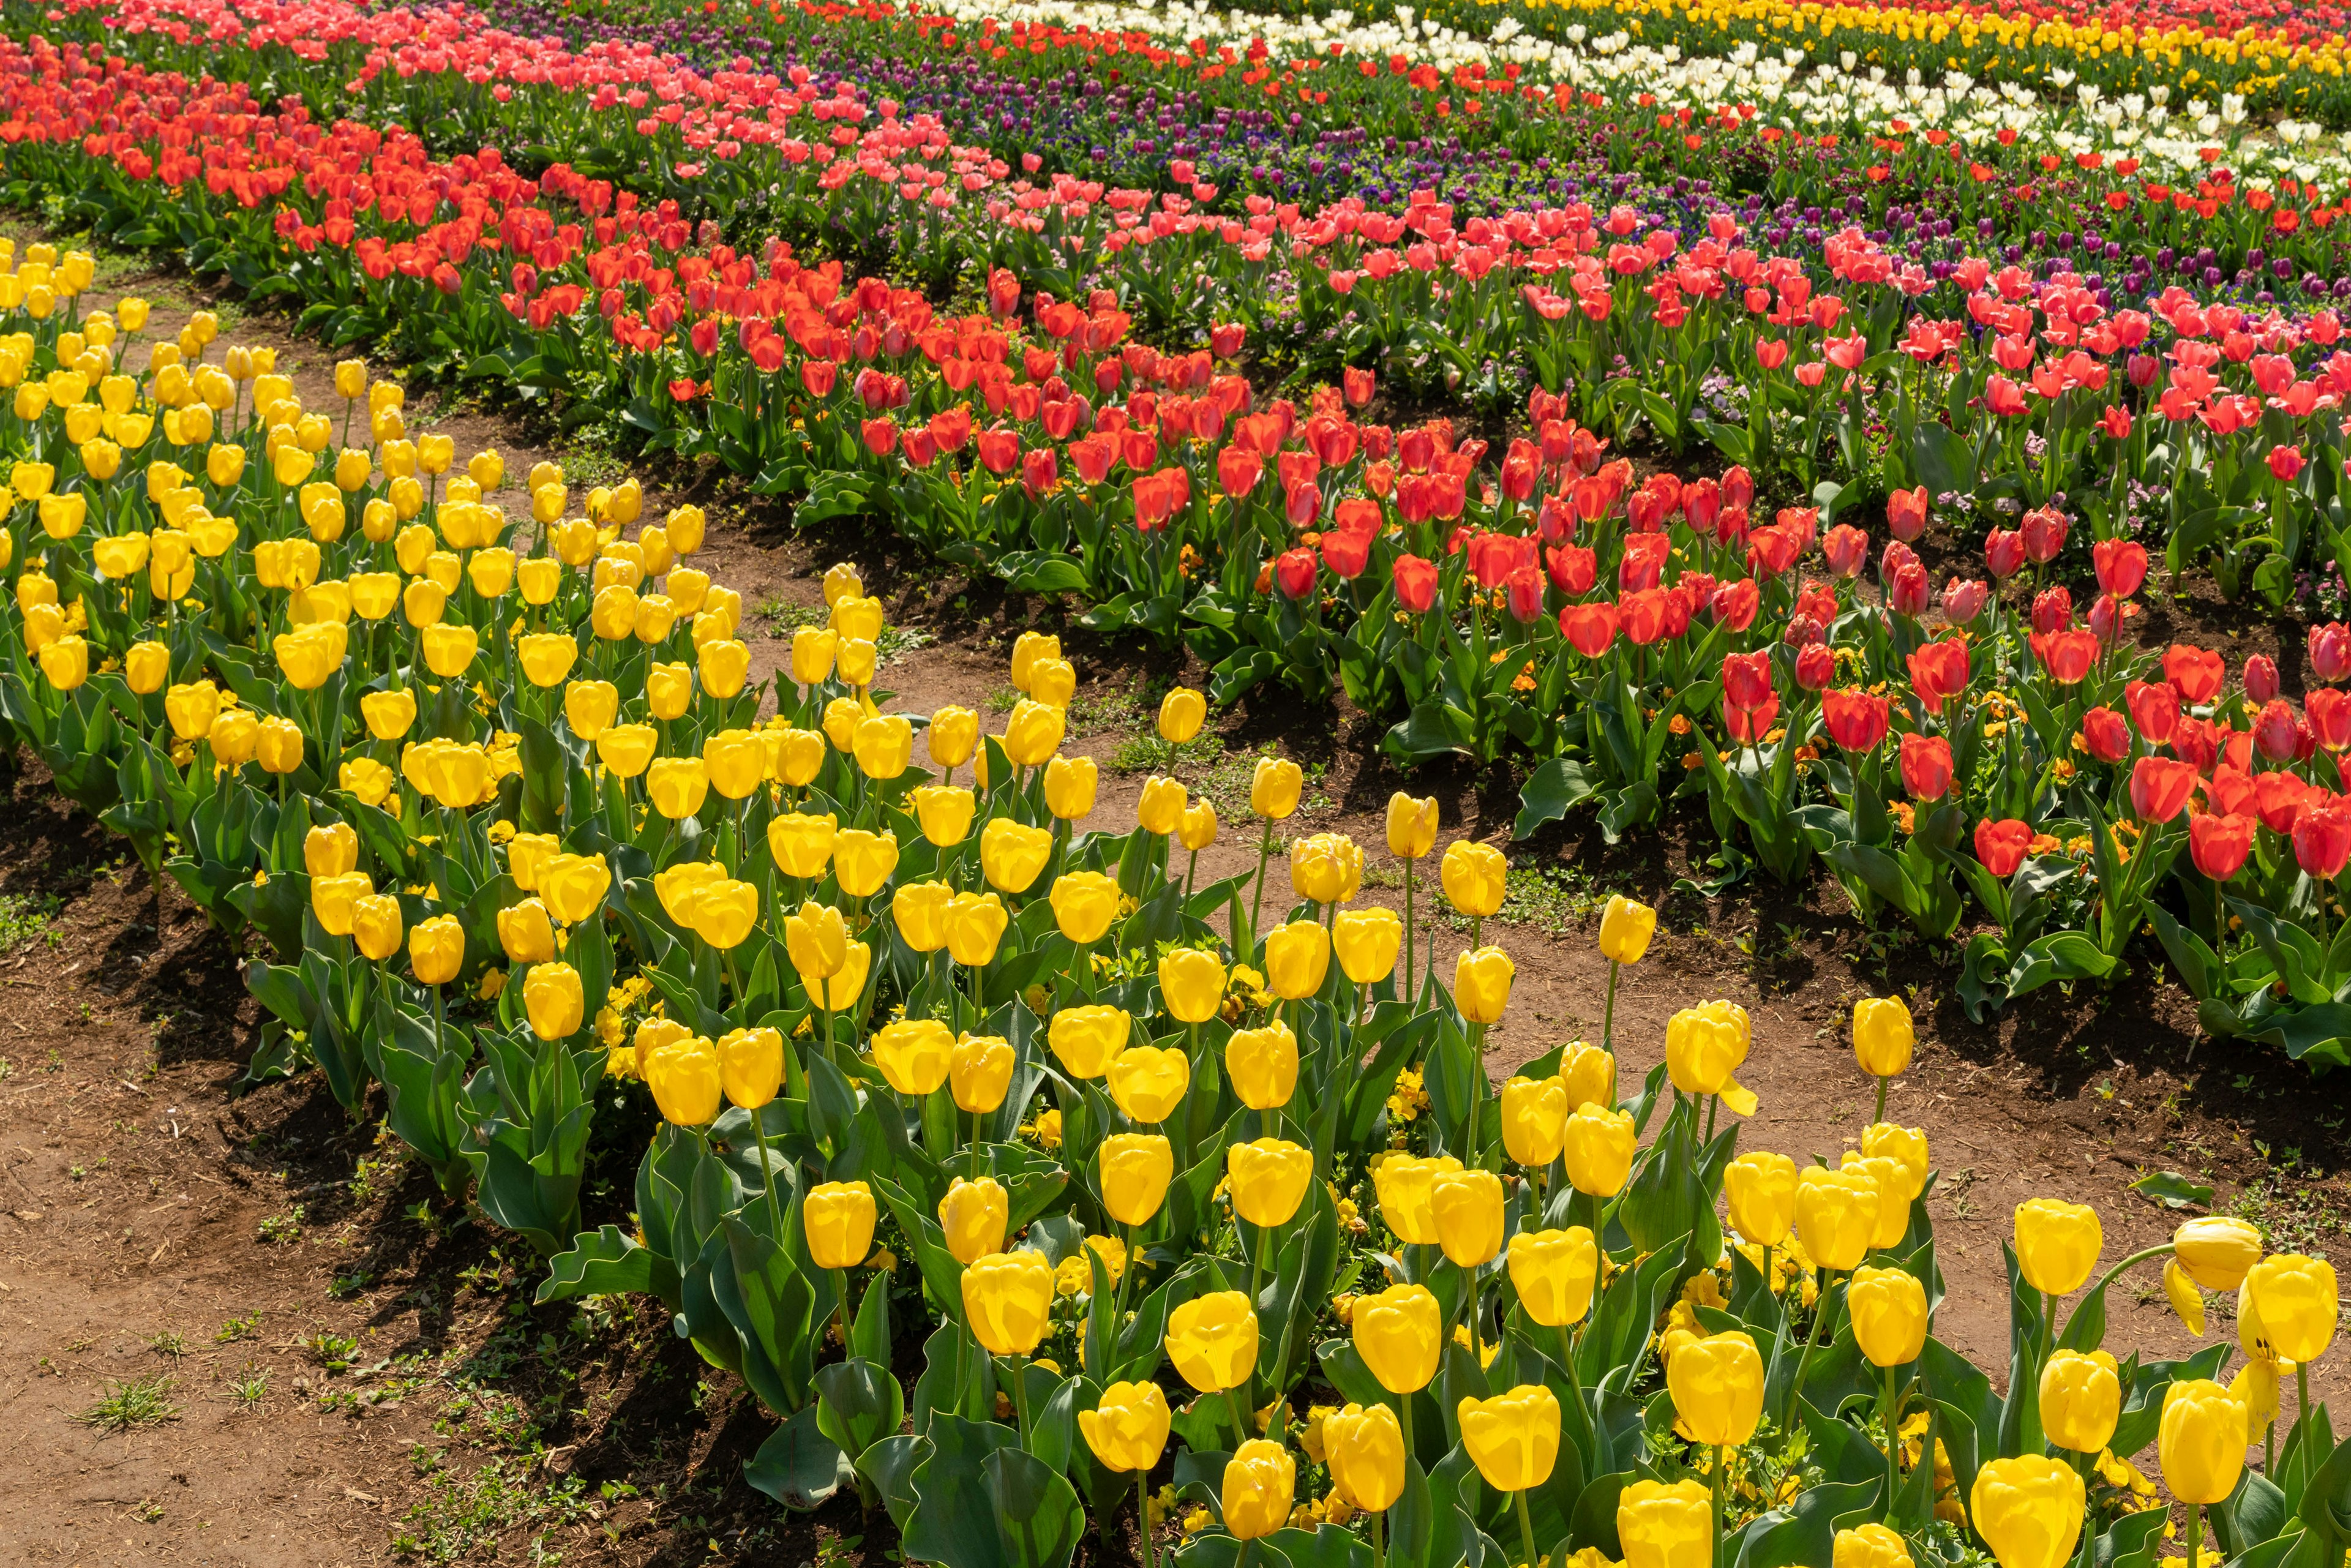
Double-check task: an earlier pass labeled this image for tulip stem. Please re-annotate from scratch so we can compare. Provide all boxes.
[1008,1354,1034,1447]
[1873,1075,1888,1125]
[1234,1540,1253,1568]
[2297,1361,2312,1439]
[1881,1363,1900,1502]
[2080,1244,2177,1316]
[1601,962,1619,1054]
[970,1111,983,1180]
[1709,1446,1728,1568]
[1402,858,1417,1004]
[1136,1470,1155,1568]
[1516,1489,1540,1568]
[1784,1269,1838,1426]
[1371,1504,1385,1568]
[1248,818,1274,945]
[1224,1386,1254,1451]
[1557,1324,1580,1391]
[1112,1221,1138,1335]
[2184,1501,2200,1568]
[751,1104,786,1242]
[834,1267,852,1360]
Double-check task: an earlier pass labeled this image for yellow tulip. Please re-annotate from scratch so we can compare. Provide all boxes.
[1454,945,1513,1024]
[311,871,373,937]
[1226,1138,1313,1228]
[1002,699,1064,767]
[2229,1360,2281,1446]
[1457,1384,1561,1491]
[1353,1282,1442,1393]
[2167,1259,2208,1338]
[1846,1266,1929,1367]
[937,1177,1009,1265]
[596,724,658,779]
[1049,871,1120,945]
[1509,1227,1600,1327]
[1723,1150,1798,1247]
[1853,997,1915,1078]
[768,812,838,880]
[1430,1168,1505,1266]
[1107,1046,1191,1125]
[164,681,221,740]
[351,895,403,962]
[2244,1254,2338,1364]
[1010,630,1060,690]
[718,1026,784,1110]
[1158,687,1205,742]
[689,881,761,951]
[304,822,359,879]
[871,1018,955,1097]
[646,757,710,821]
[1166,1291,1257,1392]
[409,916,463,985]
[1098,1133,1174,1227]
[1289,831,1362,904]
[1837,1152,1912,1250]
[943,891,1009,967]
[1619,1480,1712,1568]
[1333,907,1403,985]
[928,705,979,769]
[1250,756,1303,820]
[2160,1379,2249,1507]
[360,687,418,741]
[539,852,611,926]
[1079,1381,1171,1475]
[1561,1040,1617,1112]
[1157,946,1226,1024]
[852,714,913,779]
[1372,1154,1459,1247]
[1499,1075,1569,1168]
[949,1033,1013,1114]
[784,901,850,981]
[1597,894,1655,962]
[1225,1021,1298,1111]
[497,899,557,965]
[523,962,583,1040]
[563,679,619,740]
[2014,1198,2102,1297]
[644,1038,723,1125]
[1221,1441,1295,1541]
[1137,775,1187,836]
[1665,1003,1754,1114]
[1561,1104,1636,1198]
[893,880,953,954]
[1046,1005,1129,1080]
[705,729,770,801]
[804,1180,879,1271]
[1043,754,1098,820]
[1440,840,1506,917]
[1177,800,1218,853]
[2173,1217,2263,1291]
[912,785,975,847]
[1667,1330,1764,1445]
[2039,1349,2120,1455]
[1834,1525,1913,1568]
[1385,792,1438,858]
[1262,920,1330,1000]
[978,817,1051,894]
[654,860,725,926]
[1859,1123,1930,1201]
[1324,1403,1406,1513]
[832,828,899,899]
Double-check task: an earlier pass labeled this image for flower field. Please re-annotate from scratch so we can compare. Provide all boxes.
[0,0,2345,1561]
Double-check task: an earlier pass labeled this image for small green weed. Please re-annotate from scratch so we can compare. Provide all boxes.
[76,1373,181,1432]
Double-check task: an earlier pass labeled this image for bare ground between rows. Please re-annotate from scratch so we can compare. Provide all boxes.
[0,244,2341,1567]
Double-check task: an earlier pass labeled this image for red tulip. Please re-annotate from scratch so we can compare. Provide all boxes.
[1984,528,2026,579]
[1547,544,1596,596]
[2254,697,2300,760]
[2038,629,2099,686]
[2020,506,2069,564]
[1823,524,1868,579]
[1722,651,1775,712]
[1886,486,1929,542]
[2255,771,2314,835]
[1747,525,1802,577]
[1218,446,1262,498]
[977,427,1021,475]
[1322,528,1372,580]
[2244,655,2281,705]
[1021,448,1059,500]
[1722,466,1755,513]
[1886,561,1930,617]
[1393,554,1438,613]
[1621,589,1670,647]
[1794,642,1835,692]
[2128,756,2199,823]
[1906,639,1971,712]
[2080,707,2131,763]
[1619,533,1670,594]
[2310,622,2351,683]
[1210,322,1247,358]
[1505,566,1544,625]
[2164,645,2226,703]
[801,359,840,397]
[2311,688,2351,751]
[1942,579,1989,623]
[860,416,899,457]
[1711,577,1760,632]
[2210,765,2257,819]
[1975,817,2033,878]
[1723,692,1780,744]
[2093,539,2148,598]
[1274,547,1319,601]
[2031,586,2073,635]
[2295,802,2351,880]
[1561,602,1619,658]
[2269,445,2308,482]
[2125,680,2179,745]
[2190,812,2255,883]
[1343,367,1376,407]
[1899,732,1954,800]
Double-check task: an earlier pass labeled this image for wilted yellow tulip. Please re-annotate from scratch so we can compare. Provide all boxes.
[1079,1381,1171,1475]
[943,891,1009,967]
[937,1177,1009,1265]
[978,817,1051,893]
[644,1038,723,1126]
[2230,1359,2281,1446]
[949,1033,1013,1114]
[1166,1291,1257,1392]
[1043,754,1097,820]
[1457,1385,1561,1491]
[2161,1380,2249,1506]
[2244,1254,2338,1364]
[804,1180,878,1271]
[497,899,557,965]
[410,916,464,986]
[1499,1075,1569,1168]
[1723,1150,1798,1247]
[2173,1217,2262,1291]
[718,1026,784,1110]
[1509,1227,1599,1328]
[1158,946,1226,1024]
[1430,1168,1505,1266]
[1289,831,1362,904]
[1454,945,1513,1024]
[1847,1266,1929,1367]
[1048,871,1120,945]
[2039,1349,2121,1455]
[1098,1133,1174,1228]
[523,962,584,1040]
[912,785,975,847]
[2014,1198,2102,1297]
[1226,1022,1298,1111]
[1597,895,1656,963]
[1562,1104,1636,1198]
[1618,1479,1712,1568]
[1262,920,1330,1000]
[1107,1046,1191,1125]
[1221,1441,1295,1542]
[1047,1005,1129,1080]
[1333,907,1403,986]
[1796,1166,1880,1274]
[1667,1331,1764,1446]
[1226,1138,1313,1228]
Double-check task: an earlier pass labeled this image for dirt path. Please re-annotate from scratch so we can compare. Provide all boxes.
[0,247,2340,1566]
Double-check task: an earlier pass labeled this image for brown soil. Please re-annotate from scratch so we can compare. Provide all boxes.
[0,251,2341,1567]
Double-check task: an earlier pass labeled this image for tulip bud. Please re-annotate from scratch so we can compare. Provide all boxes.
[1158,686,1205,743]
[1847,1265,1929,1367]
[1507,1226,1600,1327]
[1048,1005,1129,1081]
[935,1177,1009,1265]
[2039,1349,2120,1455]
[1457,1385,1562,1491]
[1666,1331,1764,1445]
[1108,1046,1191,1125]
[1833,1524,1913,1568]
[1598,894,1655,962]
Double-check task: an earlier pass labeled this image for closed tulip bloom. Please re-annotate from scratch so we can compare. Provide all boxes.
[950,1033,1014,1114]
[564,679,619,740]
[1509,1227,1600,1327]
[644,1038,723,1125]
[1290,832,1363,904]
[1227,1138,1313,1228]
[1098,1133,1175,1227]
[1049,1006,1130,1080]
[304,822,359,879]
[1158,687,1206,743]
[506,833,560,893]
[832,828,899,898]
[790,625,837,685]
[944,891,1010,967]
[2040,1349,2121,1455]
[1430,1168,1506,1266]
[1177,800,1218,853]
[1847,1266,1929,1367]
[1665,1005,1753,1112]
[706,729,770,801]
[1002,699,1064,767]
[978,817,1052,894]
[804,1180,878,1270]
[2161,1379,2249,1506]
[1562,1104,1637,1197]
[871,1019,955,1097]
[1263,921,1330,1000]
[1598,895,1657,962]
[928,705,979,768]
[2015,1198,2104,1296]
[1226,1022,1299,1110]
[773,727,826,786]
[518,632,577,688]
[1321,1402,1406,1513]
[1441,841,1507,917]
[647,757,710,820]
[697,638,750,699]
[1724,1151,1799,1247]
[1499,1075,1569,1167]
[1841,1153,1915,1250]
[961,1250,1055,1356]
[523,962,583,1040]
[208,708,260,766]
[311,871,373,937]
[1560,1040,1616,1112]
[497,899,557,965]
[1137,775,1187,836]
[1334,907,1404,985]
[1081,1381,1171,1474]
[891,880,952,954]
[1619,1480,1714,1568]
[1833,1524,1913,1568]
[689,880,760,951]
[937,1177,1010,1265]
[1371,1155,1459,1247]
[2173,1217,2263,1291]
[1386,793,1438,858]
[165,681,222,740]
[1353,1283,1442,1393]
[1044,754,1098,820]
[2244,1254,2339,1363]
[1222,1441,1295,1541]
[408,915,463,985]
[718,1026,784,1110]
[1458,1385,1562,1491]
[598,725,658,779]
[1168,1291,1258,1392]
[768,812,838,880]
[1970,1457,2085,1568]
[255,717,304,776]
[1048,872,1120,945]
[912,785,975,847]
[1158,946,1226,1024]
[1667,1330,1765,1446]
[1108,1046,1191,1125]
[350,895,403,961]
[784,900,850,980]
[1796,1166,1881,1272]
[654,861,724,927]
[1251,756,1303,820]
[1859,1123,1930,1201]
[540,852,612,926]
[1852,997,1916,1079]
[852,714,913,779]
[1455,946,1515,1024]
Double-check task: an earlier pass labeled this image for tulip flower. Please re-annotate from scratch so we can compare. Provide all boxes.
[1353,1282,1442,1406]
[1168,1289,1258,1439]
[1158,686,1205,743]
[2038,1349,2120,1455]
[870,1018,954,1097]
[1834,1524,1912,1568]
[1333,907,1403,994]
[962,1251,1056,1428]
[1226,1021,1298,1117]
[1460,1386,1561,1568]
[1289,831,1363,907]
[1324,1402,1406,1518]
[1969,1457,2084,1568]
[1107,1045,1190,1125]
[1157,945,1225,1025]
[1245,756,1304,934]
[1595,894,1654,1047]
[1851,996,1914,1120]
[1221,1440,1294,1545]
[1098,1133,1174,1229]
[1049,869,1120,950]
[1079,1381,1171,1528]
[2245,1254,2338,1424]
[937,1176,1008,1266]
[1508,1226,1599,1359]
[522,962,583,1041]
[2161,1377,2249,1568]
[1261,920,1329,1003]
[644,1037,723,1127]
[1664,1002,1754,1122]
[2172,1217,2262,1291]
[1619,1479,1711,1568]
[1453,945,1513,1026]
[1048,1005,1129,1082]
[1499,1075,1569,1171]
[1562,1104,1635,1199]
[1724,1150,1798,1248]
[2014,1198,2103,1297]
